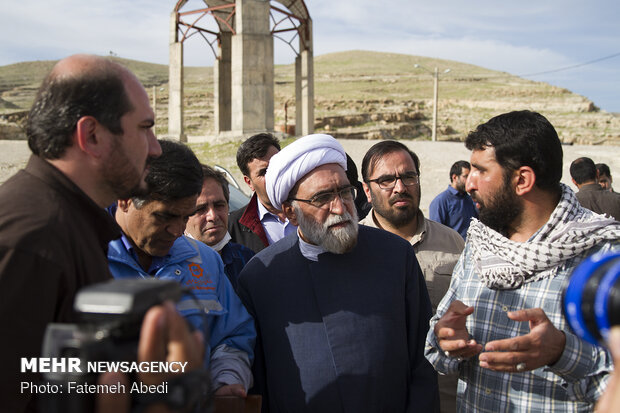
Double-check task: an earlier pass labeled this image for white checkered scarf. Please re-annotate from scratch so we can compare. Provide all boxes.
[467,183,620,290]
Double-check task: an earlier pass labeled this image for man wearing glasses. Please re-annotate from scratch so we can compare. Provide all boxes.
[360,140,464,413]
[237,134,439,413]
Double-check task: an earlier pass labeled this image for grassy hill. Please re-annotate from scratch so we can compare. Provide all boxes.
[1,51,618,145]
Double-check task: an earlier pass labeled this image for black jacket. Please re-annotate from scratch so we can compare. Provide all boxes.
[576,183,620,221]
[228,193,269,253]
[0,155,120,412]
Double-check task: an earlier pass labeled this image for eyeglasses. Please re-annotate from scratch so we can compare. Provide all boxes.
[288,185,357,209]
[366,172,419,190]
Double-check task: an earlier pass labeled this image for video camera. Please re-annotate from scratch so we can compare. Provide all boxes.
[41,278,211,412]
[563,251,620,347]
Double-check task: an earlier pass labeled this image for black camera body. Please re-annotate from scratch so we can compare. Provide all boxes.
[563,251,620,346]
[41,278,192,412]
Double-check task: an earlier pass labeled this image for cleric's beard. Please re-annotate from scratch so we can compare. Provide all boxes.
[294,204,359,254]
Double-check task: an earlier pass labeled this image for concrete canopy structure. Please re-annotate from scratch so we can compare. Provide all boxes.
[169,0,314,141]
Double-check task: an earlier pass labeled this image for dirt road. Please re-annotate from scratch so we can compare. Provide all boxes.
[1,139,618,214]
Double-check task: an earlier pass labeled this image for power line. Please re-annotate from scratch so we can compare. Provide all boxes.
[517,52,620,77]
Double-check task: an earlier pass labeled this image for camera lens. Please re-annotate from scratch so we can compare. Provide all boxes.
[563,251,620,346]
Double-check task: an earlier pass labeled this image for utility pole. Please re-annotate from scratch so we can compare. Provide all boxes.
[152,86,157,125]
[432,67,438,142]
[415,64,450,142]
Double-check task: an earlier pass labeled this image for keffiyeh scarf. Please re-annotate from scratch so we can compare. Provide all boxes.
[467,183,620,289]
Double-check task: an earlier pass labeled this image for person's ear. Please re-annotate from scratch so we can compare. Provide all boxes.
[75,116,106,158]
[362,182,372,203]
[117,198,132,213]
[514,166,536,196]
[283,201,298,226]
[243,175,255,192]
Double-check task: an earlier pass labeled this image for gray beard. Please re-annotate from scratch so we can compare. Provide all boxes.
[293,203,359,254]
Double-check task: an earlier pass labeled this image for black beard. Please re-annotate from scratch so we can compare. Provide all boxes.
[370,189,419,229]
[455,181,466,193]
[473,177,522,236]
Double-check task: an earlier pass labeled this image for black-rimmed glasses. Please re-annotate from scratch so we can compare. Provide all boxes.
[288,185,357,209]
[366,172,419,190]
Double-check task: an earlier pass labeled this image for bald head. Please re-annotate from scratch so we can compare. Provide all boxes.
[27,54,137,159]
[50,54,124,78]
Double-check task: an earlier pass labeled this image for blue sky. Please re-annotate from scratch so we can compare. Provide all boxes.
[2,0,618,112]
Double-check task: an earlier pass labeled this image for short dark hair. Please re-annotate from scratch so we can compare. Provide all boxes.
[465,110,562,192]
[202,164,230,204]
[596,163,611,178]
[132,139,203,207]
[27,60,133,159]
[361,140,420,182]
[570,157,597,185]
[345,153,359,184]
[449,160,471,181]
[236,133,281,176]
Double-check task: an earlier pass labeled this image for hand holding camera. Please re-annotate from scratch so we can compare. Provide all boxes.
[97,300,204,413]
[42,279,209,413]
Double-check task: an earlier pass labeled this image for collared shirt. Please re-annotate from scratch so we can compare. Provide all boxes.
[429,185,479,240]
[108,235,256,391]
[119,233,169,274]
[229,194,269,252]
[360,208,464,311]
[425,238,617,412]
[257,198,297,245]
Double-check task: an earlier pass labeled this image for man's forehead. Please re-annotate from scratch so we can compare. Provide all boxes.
[122,74,153,117]
[248,146,279,172]
[372,150,417,174]
[146,197,197,214]
[199,179,227,202]
[247,157,270,175]
[470,146,497,164]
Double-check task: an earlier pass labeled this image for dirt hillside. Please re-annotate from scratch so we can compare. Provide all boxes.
[1,51,618,145]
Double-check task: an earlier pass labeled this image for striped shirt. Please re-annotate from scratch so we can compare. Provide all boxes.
[425,241,617,412]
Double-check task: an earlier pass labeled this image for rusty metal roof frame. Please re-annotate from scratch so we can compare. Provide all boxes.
[173,0,310,60]
[270,3,306,55]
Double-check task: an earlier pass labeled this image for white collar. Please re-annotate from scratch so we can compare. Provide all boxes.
[297,230,326,261]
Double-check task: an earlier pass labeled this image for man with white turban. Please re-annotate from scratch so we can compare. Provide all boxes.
[237,134,439,413]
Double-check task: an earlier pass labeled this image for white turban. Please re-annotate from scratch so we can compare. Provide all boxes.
[266,134,347,210]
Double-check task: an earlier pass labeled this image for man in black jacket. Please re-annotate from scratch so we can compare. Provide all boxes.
[570,157,620,221]
[0,55,202,413]
[228,133,296,252]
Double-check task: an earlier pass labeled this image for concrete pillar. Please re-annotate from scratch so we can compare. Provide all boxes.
[168,12,185,141]
[214,32,232,133]
[296,19,314,136]
[231,0,274,134]
[295,56,302,135]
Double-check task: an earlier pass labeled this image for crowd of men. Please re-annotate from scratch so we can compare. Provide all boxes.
[0,55,619,413]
